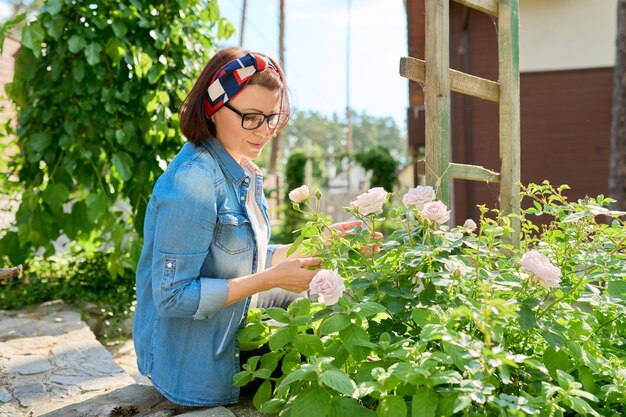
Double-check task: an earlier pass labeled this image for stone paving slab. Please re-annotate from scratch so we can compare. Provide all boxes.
[0,302,263,417]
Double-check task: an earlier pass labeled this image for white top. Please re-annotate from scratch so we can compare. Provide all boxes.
[242,164,269,309]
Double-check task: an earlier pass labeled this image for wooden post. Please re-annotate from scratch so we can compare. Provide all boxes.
[425,0,451,204]
[498,0,521,248]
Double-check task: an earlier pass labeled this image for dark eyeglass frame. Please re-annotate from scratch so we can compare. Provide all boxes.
[223,102,283,130]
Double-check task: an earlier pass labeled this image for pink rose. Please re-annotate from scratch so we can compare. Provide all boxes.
[520,250,561,289]
[350,187,388,216]
[309,269,345,306]
[402,186,435,210]
[463,219,477,232]
[289,185,310,203]
[422,201,451,224]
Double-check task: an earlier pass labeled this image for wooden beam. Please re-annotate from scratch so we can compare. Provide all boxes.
[448,163,501,183]
[400,56,500,102]
[425,0,451,204]
[452,0,498,16]
[498,0,521,248]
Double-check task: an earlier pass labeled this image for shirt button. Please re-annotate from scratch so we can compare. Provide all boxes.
[240,196,245,201]
[243,177,250,184]
[235,353,240,358]
[166,262,173,269]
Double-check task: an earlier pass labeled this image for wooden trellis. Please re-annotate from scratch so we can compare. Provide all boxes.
[400,0,521,248]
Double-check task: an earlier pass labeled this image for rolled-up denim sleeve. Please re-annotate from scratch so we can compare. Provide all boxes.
[151,164,228,320]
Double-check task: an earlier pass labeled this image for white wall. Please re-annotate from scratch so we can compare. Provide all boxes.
[520,0,617,72]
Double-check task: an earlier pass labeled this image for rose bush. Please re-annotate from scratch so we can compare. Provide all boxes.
[236,181,626,417]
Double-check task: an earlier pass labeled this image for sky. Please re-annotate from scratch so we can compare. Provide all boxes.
[0,0,409,130]
[216,0,408,130]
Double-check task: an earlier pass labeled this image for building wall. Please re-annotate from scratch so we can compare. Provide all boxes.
[520,0,617,72]
[0,35,19,124]
[448,4,613,223]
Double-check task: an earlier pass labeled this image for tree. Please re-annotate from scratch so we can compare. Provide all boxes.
[0,0,233,272]
[281,110,407,168]
[610,0,626,211]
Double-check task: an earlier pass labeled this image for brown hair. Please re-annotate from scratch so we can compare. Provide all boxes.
[179,47,291,145]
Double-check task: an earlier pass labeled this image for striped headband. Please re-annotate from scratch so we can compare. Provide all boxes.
[204,53,277,118]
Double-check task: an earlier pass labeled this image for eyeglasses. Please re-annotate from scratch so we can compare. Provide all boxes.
[223,102,283,130]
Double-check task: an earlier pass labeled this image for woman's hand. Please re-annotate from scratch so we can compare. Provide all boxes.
[267,257,321,293]
[327,220,384,254]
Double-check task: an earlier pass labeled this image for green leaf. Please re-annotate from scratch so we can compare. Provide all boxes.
[377,395,407,417]
[330,397,376,417]
[293,334,324,357]
[518,305,536,331]
[339,324,371,361]
[562,211,589,223]
[429,370,462,386]
[41,0,63,15]
[292,388,331,417]
[287,297,311,317]
[566,397,599,416]
[42,183,69,211]
[260,398,285,414]
[86,193,107,222]
[84,42,103,66]
[543,347,573,379]
[72,60,85,82]
[253,380,272,410]
[412,389,438,417]
[320,369,357,397]
[27,132,52,153]
[43,17,65,40]
[436,393,458,417]
[607,281,626,300]
[135,51,153,77]
[265,307,291,324]
[420,324,444,341]
[541,331,565,349]
[21,21,45,56]
[67,34,87,53]
[355,302,386,317]
[111,152,134,181]
[105,37,126,64]
[268,326,297,351]
[287,234,304,257]
[320,313,351,334]
[112,21,128,38]
[412,308,439,327]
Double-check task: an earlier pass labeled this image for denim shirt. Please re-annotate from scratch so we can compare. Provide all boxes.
[133,137,278,406]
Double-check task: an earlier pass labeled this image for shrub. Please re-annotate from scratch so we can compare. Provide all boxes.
[237,181,626,417]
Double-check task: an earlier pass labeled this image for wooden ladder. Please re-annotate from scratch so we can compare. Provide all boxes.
[400,0,521,248]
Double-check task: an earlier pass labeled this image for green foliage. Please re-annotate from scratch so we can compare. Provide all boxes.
[0,0,233,272]
[0,251,135,339]
[355,146,399,193]
[278,150,308,242]
[237,181,626,416]
[282,110,407,169]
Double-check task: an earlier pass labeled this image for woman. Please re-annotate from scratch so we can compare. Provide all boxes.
[132,47,360,406]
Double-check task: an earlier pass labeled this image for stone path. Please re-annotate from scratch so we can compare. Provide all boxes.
[0,301,262,417]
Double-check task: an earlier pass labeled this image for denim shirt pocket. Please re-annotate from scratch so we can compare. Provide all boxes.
[214,212,252,255]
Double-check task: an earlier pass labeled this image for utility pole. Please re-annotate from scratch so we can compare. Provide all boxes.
[346,0,353,191]
[269,0,285,173]
[239,0,247,46]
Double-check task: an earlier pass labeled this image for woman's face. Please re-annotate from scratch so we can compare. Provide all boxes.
[213,84,281,163]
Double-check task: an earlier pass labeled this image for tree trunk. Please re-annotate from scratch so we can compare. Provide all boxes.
[0,265,22,279]
[610,0,626,211]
